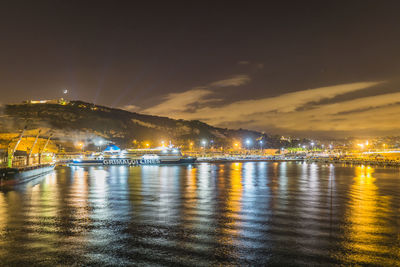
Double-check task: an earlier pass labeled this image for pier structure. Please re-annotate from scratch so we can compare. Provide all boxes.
[1,128,54,169]
[7,127,26,168]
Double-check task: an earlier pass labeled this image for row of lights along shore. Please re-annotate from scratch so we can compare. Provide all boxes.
[75,138,339,151]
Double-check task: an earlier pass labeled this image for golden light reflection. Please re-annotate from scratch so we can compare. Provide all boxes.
[340,165,397,265]
[26,183,41,220]
[0,193,6,237]
[180,166,198,239]
[70,167,90,228]
[222,162,243,240]
[186,166,197,207]
[35,172,59,223]
[21,172,60,254]
[129,167,143,214]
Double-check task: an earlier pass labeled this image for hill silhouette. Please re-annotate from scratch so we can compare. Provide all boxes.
[1,100,280,150]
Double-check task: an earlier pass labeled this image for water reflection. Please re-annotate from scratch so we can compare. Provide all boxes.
[174,166,199,252]
[0,192,6,241]
[70,167,90,224]
[227,162,242,221]
[339,165,398,265]
[0,162,400,265]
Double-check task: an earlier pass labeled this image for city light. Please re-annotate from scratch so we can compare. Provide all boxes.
[75,142,84,151]
[2,4,400,266]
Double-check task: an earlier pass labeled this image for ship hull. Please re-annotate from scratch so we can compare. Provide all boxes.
[0,165,55,186]
[70,157,197,166]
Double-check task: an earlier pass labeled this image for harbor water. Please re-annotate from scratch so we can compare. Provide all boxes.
[0,162,400,265]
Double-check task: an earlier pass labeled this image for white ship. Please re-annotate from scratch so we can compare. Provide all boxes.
[70,146,196,166]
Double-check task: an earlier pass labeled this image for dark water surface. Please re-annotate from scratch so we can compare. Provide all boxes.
[1,162,400,266]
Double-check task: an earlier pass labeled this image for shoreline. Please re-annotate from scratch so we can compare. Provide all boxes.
[306,158,400,167]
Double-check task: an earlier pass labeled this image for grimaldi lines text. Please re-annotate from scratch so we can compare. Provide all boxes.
[103,158,160,165]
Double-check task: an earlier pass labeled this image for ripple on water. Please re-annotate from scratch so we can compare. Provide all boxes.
[0,163,399,265]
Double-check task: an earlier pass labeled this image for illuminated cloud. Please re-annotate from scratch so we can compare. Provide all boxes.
[121,104,140,112]
[142,74,250,115]
[143,80,395,136]
[210,74,250,87]
[142,88,213,115]
[261,91,400,133]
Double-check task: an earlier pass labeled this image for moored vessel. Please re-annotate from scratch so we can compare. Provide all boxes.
[0,164,55,186]
[0,128,56,186]
[70,146,196,166]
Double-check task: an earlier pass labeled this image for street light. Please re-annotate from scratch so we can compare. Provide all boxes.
[310,142,315,152]
[201,139,207,148]
[161,140,165,146]
[77,142,84,153]
[98,140,103,151]
[244,139,252,153]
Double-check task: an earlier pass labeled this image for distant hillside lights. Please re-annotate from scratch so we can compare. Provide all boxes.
[24,98,69,105]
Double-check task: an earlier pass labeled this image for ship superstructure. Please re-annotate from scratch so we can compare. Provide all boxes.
[71,146,196,166]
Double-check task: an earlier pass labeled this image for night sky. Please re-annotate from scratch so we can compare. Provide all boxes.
[1,1,400,137]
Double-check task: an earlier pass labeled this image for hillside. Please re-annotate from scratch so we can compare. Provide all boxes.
[0,100,270,150]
